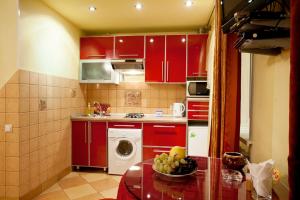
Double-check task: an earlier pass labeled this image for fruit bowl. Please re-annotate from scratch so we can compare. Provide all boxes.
[153,167,198,178]
[152,147,198,178]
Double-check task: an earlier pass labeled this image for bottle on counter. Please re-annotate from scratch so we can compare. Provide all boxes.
[85,102,92,116]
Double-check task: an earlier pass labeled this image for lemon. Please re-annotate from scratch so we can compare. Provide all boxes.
[169,146,186,159]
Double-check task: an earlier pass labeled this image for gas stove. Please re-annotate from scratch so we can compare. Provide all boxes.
[125,113,145,118]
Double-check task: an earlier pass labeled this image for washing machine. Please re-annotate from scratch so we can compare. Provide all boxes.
[108,128,142,175]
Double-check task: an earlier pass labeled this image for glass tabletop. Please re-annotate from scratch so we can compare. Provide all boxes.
[123,157,247,200]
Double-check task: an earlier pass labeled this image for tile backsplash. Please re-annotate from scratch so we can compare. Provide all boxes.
[87,83,186,115]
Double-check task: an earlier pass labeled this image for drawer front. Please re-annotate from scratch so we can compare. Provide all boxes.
[143,147,172,161]
[188,101,209,111]
[143,123,186,146]
[108,122,142,129]
[188,111,209,120]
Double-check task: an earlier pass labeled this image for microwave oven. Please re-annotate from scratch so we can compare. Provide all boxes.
[80,59,119,84]
[186,81,210,97]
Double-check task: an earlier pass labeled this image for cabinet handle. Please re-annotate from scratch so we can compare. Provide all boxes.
[113,125,135,127]
[89,123,92,144]
[161,61,164,81]
[118,54,139,57]
[153,125,176,128]
[88,54,106,57]
[192,105,209,108]
[166,61,169,82]
[84,123,87,144]
[192,115,207,117]
[153,149,170,153]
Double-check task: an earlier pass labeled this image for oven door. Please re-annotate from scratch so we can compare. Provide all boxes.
[187,81,210,97]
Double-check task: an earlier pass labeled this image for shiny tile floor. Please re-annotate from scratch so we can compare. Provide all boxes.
[35,170,121,200]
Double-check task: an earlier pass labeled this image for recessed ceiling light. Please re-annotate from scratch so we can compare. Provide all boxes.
[181,38,186,43]
[88,5,97,12]
[185,0,193,7]
[119,39,124,43]
[149,38,154,43]
[135,2,143,10]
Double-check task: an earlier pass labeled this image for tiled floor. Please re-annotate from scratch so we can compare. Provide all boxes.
[34,170,121,200]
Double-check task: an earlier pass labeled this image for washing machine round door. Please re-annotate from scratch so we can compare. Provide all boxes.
[114,138,137,160]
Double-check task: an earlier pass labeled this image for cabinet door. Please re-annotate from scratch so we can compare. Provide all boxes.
[115,36,145,59]
[143,123,186,147]
[72,121,89,166]
[145,36,165,82]
[80,37,114,59]
[187,34,208,77]
[166,35,187,83]
[90,122,107,167]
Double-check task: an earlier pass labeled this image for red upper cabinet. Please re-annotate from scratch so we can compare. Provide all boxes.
[72,121,89,166]
[80,37,114,59]
[187,34,208,77]
[114,36,145,59]
[145,35,165,82]
[90,122,107,167]
[166,35,187,83]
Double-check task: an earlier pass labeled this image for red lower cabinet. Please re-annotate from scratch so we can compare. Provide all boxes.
[72,121,89,166]
[143,123,186,161]
[72,121,107,168]
[143,123,186,147]
[90,122,107,167]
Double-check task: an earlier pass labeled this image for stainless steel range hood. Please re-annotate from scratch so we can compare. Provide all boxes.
[111,59,144,71]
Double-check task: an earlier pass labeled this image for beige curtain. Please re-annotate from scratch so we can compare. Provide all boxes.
[209,0,241,158]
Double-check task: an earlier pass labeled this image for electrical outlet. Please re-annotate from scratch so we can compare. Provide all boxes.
[4,124,13,133]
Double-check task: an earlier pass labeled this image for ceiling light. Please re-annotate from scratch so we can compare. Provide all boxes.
[119,39,123,43]
[185,0,193,7]
[149,38,154,43]
[135,2,143,10]
[181,38,186,43]
[88,5,96,12]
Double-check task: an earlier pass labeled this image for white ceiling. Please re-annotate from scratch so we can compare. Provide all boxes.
[41,0,215,34]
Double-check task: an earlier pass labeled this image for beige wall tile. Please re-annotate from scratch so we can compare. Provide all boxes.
[19,70,30,84]
[29,125,38,139]
[19,98,30,113]
[5,98,19,113]
[29,138,38,153]
[20,141,29,156]
[29,112,38,125]
[5,84,19,98]
[0,171,4,186]
[29,98,39,112]
[20,126,29,142]
[6,171,19,186]
[5,127,19,142]
[39,86,47,98]
[0,98,5,113]
[5,185,19,198]
[5,142,19,157]
[20,84,30,98]
[30,72,39,85]
[30,85,39,98]
[0,86,5,98]
[5,113,19,128]
[5,157,19,171]
[19,113,29,127]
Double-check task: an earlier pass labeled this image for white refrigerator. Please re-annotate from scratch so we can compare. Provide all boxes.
[187,126,209,157]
